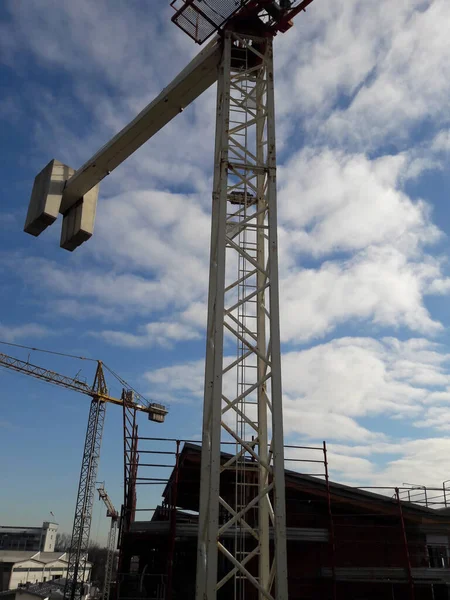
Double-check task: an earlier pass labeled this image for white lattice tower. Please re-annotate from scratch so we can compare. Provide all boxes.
[196,31,288,600]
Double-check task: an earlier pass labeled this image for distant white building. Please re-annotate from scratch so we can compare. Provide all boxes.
[0,551,92,592]
[0,524,58,553]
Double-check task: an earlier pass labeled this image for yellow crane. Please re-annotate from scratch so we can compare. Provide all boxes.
[0,351,167,600]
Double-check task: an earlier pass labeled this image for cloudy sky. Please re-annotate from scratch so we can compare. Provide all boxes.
[2,0,450,536]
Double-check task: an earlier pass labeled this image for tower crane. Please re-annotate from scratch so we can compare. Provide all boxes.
[0,351,167,600]
[24,1,316,598]
[97,484,119,600]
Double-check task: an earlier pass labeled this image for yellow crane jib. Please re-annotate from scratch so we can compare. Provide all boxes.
[0,352,167,422]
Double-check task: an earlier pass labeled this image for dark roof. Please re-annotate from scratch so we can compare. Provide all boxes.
[0,552,40,564]
[163,442,450,523]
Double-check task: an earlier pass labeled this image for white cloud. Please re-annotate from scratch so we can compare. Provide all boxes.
[12,150,447,346]
[280,246,443,343]
[92,190,211,275]
[0,0,217,197]
[144,358,204,404]
[49,299,121,322]
[432,129,450,153]
[284,410,384,444]
[415,407,450,432]
[9,187,212,319]
[279,149,440,258]
[143,336,450,441]
[0,0,194,94]
[274,146,448,342]
[0,322,53,342]
[326,438,450,489]
[282,337,450,422]
[99,320,200,348]
[275,0,431,119]
[321,1,450,148]
[375,438,450,486]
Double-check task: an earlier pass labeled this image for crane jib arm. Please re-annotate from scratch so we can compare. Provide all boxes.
[0,351,167,421]
[24,36,222,250]
[60,35,222,211]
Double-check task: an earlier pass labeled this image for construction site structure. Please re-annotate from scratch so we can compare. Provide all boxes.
[0,351,167,600]
[97,484,120,600]
[23,2,316,598]
[116,437,450,600]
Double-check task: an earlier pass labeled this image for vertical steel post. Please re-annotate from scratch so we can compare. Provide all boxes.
[196,31,288,600]
[117,392,139,599]
[196,31,231,600]
[256,47,270,600]
[395,488,415,600]
[323,442,336,600]
[65,362,107,600]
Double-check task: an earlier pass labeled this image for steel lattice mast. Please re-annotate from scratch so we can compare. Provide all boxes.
[196,30,287,600]
[66,363,107,600]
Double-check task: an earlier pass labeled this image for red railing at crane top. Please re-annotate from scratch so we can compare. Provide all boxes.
[170,0,316,45]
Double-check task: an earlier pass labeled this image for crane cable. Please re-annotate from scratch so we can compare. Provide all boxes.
[0,339,97,362]
[103,363,153,406]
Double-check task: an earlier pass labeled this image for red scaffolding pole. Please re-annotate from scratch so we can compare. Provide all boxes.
[117,391,139,598]
[323,441,337,600]
[395,487,415,600]
[166,440,180,600]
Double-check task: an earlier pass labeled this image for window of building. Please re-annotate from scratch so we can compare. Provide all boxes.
[428,545,449,568]
[130,556,139,573]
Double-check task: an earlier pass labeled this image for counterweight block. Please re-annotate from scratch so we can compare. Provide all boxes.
[24,159,99,252]
[60,186,99,252]
[24,159,74,236]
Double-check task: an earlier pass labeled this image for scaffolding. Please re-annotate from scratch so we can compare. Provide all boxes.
[117,438,333,600]
[115,437,450,600]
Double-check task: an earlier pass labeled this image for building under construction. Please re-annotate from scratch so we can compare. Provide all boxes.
[115,439,450,600]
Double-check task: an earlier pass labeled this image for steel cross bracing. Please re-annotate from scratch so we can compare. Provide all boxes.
[196,32,287,600]
[66,363,108,600]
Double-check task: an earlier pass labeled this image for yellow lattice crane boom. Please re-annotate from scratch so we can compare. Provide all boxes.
[0,352,167,420]
[0,351,167,600]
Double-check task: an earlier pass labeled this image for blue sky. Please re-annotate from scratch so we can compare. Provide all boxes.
[2,0,450,542]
